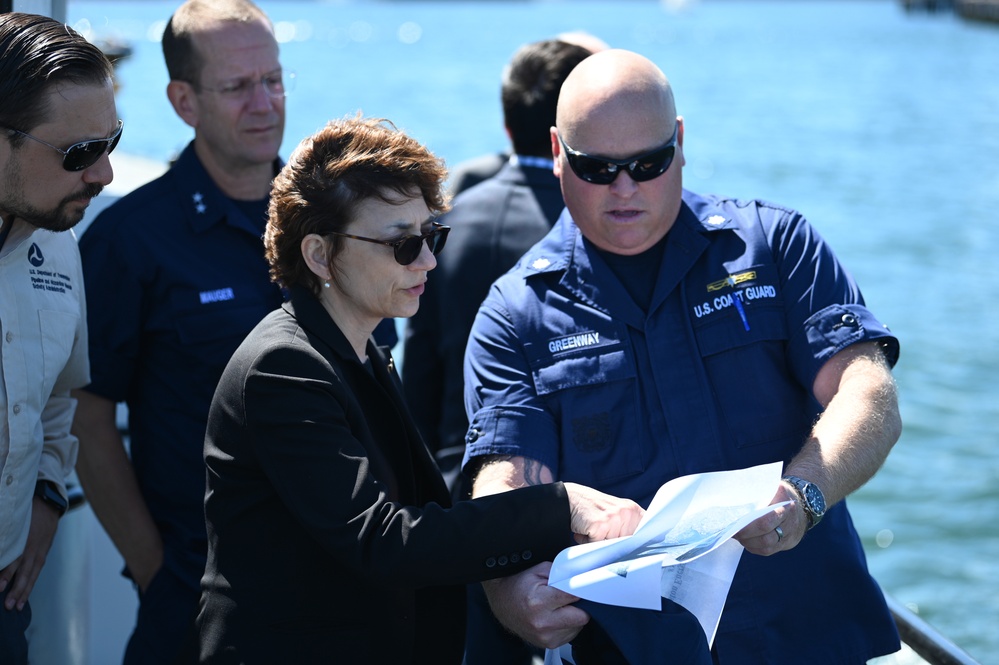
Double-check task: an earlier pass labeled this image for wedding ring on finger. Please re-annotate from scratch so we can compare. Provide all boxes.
[775,525,784,543]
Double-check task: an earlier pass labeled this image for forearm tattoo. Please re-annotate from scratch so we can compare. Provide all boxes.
[522,459,544,486]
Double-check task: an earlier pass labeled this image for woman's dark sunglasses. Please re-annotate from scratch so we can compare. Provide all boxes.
[328,221,451,266]
[558,124,679,185]
[2,119,124,172]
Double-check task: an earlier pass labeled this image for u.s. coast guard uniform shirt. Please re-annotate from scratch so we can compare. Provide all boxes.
[78,142,284,590]
[463,189,902,664]
[0,223,88,569]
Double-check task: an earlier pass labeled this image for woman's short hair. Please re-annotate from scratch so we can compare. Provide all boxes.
[265,115,450,294]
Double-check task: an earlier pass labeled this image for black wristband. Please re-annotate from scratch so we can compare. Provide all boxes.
[35,480,68,517]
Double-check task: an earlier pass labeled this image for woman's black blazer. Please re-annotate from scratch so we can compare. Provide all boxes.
[197,286,571,664]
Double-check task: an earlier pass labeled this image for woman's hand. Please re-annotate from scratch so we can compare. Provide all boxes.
[563,482,645,544]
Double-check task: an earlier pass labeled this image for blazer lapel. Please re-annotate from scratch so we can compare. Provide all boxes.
[369,343,452,508]
[283,287,450,507]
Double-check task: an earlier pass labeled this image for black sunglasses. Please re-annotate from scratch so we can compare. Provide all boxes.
[328,221,451,266]
[2,119,123,172]
[557,124,679,185]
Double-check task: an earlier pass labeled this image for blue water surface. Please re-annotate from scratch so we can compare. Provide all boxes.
[69,0,999,661]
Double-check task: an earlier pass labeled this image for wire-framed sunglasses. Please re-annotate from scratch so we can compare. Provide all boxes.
[557,123,679,185]
[1,119,123,172]
[327,221,451,266]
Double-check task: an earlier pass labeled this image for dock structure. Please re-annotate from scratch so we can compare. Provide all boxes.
[902,0,999,22]
[955,0,999,22]
[901,0,955,11]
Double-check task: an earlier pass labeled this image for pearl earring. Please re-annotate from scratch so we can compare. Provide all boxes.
[323,280,331,289]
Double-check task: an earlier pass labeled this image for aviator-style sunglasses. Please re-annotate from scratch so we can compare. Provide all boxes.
[557,123,679,185]
[327,221,451,266]
[1,119,124,172]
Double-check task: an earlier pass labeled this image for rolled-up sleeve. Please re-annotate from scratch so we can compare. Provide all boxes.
[768,208,899,392]
[462,287,560,474]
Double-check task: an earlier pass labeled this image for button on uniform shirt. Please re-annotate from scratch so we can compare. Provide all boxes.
[0,221,89,569]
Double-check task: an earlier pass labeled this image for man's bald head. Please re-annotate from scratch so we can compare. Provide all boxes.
[556,49,677,147]
[550,49,685,256]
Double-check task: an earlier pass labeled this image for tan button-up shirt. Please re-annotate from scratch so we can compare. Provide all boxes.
[0,219,89,570]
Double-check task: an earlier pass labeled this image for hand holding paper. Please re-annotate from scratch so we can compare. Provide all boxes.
[563,482,645,544]
[547,462,789,645]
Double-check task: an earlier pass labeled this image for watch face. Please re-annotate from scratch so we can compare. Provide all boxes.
[804,483,826,516]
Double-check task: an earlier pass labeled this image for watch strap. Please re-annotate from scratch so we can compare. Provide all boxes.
[35,480,68,517]
[782,475,824,529]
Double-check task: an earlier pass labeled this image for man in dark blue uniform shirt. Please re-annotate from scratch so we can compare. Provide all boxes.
[446,31,608,198]
[404,38,593,500]
[403,38,594,665]
[70,2,286,663]
[464,50,903,664]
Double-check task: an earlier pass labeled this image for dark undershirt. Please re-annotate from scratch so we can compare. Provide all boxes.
[590,233,668,312]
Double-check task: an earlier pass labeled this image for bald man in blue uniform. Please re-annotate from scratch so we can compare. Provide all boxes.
[464,50,903,664]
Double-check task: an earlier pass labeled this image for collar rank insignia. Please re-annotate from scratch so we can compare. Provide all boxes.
[532,257,551,270]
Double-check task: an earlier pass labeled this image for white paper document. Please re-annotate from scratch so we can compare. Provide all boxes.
[547,461,788,645]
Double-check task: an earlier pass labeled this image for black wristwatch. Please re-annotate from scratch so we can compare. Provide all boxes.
[782,475,826,529]
[34,480,68,517]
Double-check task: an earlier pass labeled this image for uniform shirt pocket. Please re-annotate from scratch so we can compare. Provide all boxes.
[529,343,645,485]
[38,309,79,398]
[170,286,273,357]
[691,267,812,453]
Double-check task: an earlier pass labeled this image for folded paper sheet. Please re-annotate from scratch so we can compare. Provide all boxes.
[548,461,788,645]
